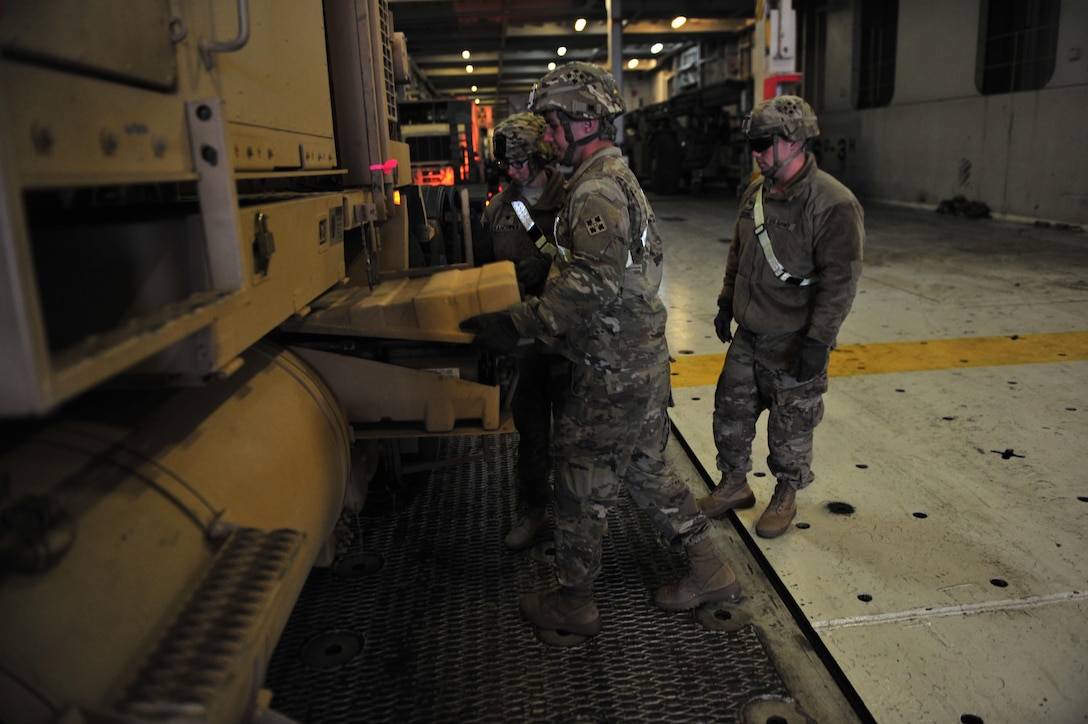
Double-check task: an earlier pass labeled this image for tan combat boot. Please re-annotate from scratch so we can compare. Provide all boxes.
[755,481,797,538]
[504,507,549,551]
[519,585,601,636]
[654,537,742,611]
[696,475,756,518]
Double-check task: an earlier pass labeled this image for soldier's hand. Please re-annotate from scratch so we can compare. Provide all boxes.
[714,305,733,343]
[459,310,522,354]
[792,338,830,381]
[515,255,551,295]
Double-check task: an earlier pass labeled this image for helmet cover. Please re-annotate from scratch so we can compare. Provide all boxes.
[528,61,625,119]
[743,95,820,142]
[492,112,556,164]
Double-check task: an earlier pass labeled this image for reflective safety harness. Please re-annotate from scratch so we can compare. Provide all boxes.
[628,225,649,269]
[511,200,572,265]
[753,185,817,287]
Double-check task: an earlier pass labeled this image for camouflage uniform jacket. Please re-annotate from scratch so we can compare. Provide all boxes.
[477,167,566,265]
[510,146,669,373]
[721,152,864,348]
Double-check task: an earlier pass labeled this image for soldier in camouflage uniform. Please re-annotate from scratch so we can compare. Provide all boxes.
[476,113,567,551]
[461,62,741,637]
[699,96,864,538]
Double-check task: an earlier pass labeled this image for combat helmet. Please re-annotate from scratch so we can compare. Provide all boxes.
[743,95,820,142]
[528,61,625,119]
[493,112,557,165]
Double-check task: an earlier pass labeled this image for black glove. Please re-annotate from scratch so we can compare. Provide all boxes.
[459,310,521,354]
[792,338,830,382]
[515,255,551,295]
[714,304,733,343]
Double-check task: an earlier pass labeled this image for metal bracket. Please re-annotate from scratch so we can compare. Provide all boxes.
[185,99,244,291]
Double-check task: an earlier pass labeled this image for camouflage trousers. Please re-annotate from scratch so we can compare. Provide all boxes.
[712,327,827,490]
[550,359,708,589]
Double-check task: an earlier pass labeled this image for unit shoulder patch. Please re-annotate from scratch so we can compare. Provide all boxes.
[584,215,608,235]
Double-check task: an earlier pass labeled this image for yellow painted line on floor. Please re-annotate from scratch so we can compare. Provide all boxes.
[670,331,1088,388]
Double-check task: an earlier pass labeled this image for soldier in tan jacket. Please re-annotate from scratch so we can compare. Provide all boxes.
[699,96,865,538]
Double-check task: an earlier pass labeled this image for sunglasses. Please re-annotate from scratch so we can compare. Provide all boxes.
[749,136,776,153]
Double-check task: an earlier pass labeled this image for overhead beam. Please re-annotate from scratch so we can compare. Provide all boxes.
[505,17,753,38]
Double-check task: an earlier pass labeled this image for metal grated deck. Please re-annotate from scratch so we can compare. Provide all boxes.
[265,433,798,723]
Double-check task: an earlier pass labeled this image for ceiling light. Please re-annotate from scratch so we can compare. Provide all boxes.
[557,46,567,56]
[471,85,478,92]
[474,98,480,105]
[466,64,473,73]
[548,61,556,71]
[574,18,587,32]
[462,50,471,60]
[651,42,664,54]
[671,16,687,29]
[627,58,639,69]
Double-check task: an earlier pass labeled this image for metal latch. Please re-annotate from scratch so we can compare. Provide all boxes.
[253,212,276,275]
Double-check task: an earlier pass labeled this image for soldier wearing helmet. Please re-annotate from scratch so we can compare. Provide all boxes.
[527,61,626,167]
[479,113,566,295]
[492,113,558,179]
[699,95,865,540]
[743,94,821,180]
[461,62,742,638]
[475,112,568,553]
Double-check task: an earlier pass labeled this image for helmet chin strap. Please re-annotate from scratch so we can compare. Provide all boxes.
[559,115,601,166]
[763,139,805,179]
